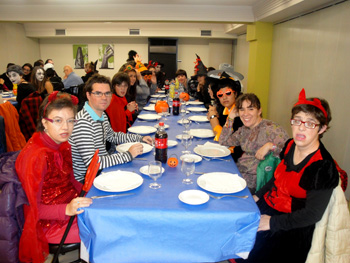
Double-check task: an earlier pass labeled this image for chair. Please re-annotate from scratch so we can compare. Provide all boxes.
[49,243,82,263]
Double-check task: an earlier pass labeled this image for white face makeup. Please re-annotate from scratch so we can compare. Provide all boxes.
[36,69,45,82]
[8,72,21,84]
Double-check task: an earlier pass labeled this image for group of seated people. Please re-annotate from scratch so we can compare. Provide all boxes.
[1,52,348,263]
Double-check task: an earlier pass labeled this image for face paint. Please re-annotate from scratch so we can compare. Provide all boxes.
[8,72,21,84]
[36,69,45,81]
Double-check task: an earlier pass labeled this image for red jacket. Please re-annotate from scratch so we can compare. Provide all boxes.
[105,94,133,133]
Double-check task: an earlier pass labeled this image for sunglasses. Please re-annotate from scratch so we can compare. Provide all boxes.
[217,89,234,98]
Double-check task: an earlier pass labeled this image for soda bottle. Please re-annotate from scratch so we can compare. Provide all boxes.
[172,92,180,115]
[155,122,168,163]
[12,83,18,96]
[164,80,169,94]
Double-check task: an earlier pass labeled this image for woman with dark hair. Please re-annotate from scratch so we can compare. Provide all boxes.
[106,72,138,132]
[15,92,92,263]
[235,89,342,263]
[31,66,53,98]
[22,63,33,82]
[6,65,36,107]
[219,93,289,192]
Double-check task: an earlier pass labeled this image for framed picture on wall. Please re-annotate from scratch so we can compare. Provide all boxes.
[99,44,114,69]
[73,44,88,69]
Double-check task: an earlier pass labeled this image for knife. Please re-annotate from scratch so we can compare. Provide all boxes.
[91,193,135,199]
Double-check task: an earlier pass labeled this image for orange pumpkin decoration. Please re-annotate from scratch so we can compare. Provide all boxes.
[155,100,169,113]
[167,155,179,168]
[179,92,190,101]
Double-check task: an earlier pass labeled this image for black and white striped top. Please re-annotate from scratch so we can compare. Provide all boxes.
[69,108,143,182]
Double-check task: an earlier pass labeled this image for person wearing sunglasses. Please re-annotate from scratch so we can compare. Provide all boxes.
[234,89,347,263]
[15,92,93,263]
[206,72,244,161]
[219,93,289,193]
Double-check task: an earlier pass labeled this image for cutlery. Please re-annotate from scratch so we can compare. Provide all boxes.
[91,193,135,199]
[201,156,231,162]
[135,157,148,160]
[208,193,248,199]
[195,172,204,175]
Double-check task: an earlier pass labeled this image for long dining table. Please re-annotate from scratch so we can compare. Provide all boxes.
[77,95,260,263]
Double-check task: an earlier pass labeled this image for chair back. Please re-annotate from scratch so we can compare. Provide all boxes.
[256,152,281,191]
[0,151,28,263]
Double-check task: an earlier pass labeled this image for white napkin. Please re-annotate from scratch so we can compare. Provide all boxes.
[199,173,241,192]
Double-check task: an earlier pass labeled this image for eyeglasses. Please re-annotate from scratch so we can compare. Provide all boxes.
[217,89,234,98]
[44,117,78,127]
[290,119,320,129]
[90,91,112,97]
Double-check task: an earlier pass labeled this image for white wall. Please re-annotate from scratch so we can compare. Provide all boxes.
[39,37,234,79]
[0,23,40,71]
[268,1,350,198]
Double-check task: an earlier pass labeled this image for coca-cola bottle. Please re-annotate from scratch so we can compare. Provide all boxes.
[164,80,169,94]
[155,122,168,163]
[172,92,180,115]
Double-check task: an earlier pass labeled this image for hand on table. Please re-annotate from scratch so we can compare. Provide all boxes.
[127,101,138,112]
[66,197,92,216]
[142,136,153,145]
[128,143,144,158]
[258,215,271,231]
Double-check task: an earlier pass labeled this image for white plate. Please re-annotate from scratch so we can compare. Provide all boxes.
[178,190,209,205]
[128,126,157,135]
[197,172,247,194]
[167,140,178,148]
[139,165,165,175]
[137,114,162,121]
[143,105,155,111]
[157,90,165,94]
[189,115,209,122]
[116,142,153,154]
[154,123,169,129]
[186,101,204,105]
[189,129,215,138]
[180,154,202,163]
[150,94,166,98]
[187,107,207,112]
[176,134,193,140]
[93,171,143,192]
[193,145,231,158]
[177,119,191,125]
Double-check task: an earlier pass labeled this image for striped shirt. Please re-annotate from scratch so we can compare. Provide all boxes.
[69,107,143,182]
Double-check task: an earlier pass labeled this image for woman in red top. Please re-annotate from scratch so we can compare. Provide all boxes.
[16,92,92,263]
[236,89,339,263]
[105,72,138,133]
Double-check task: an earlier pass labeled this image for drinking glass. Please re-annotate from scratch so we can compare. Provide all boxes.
[181,132,192,154]
[161,106,168,121]
[183,118,191,132]
[181,157,195,184]
[148,161,163,189]
[180,102,187,120]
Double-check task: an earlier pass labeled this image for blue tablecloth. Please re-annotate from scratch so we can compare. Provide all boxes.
[78,101,260,263]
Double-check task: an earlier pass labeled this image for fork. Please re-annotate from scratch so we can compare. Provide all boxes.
[201,156,231,162]
[208,193,248,199]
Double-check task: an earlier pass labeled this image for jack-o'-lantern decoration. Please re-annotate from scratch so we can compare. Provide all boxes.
[167,154,179,168]
[179,92,190,101]
[155,100,169,114]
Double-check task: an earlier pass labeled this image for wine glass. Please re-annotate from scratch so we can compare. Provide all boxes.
[180,102,187,120]
[161,106,168,121]
[183,118,191,132]
[181,157,195,184]
[148,161,162,189]
[181,132,192,154]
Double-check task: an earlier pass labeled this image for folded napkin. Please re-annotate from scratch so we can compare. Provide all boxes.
[199,173,242,192]
[197,141,228,149]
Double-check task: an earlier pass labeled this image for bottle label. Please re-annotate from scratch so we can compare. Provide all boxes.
[173,100,180,107]
[155,138,167,149]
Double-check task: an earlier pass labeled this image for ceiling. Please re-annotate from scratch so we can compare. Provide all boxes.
[0,0,342,38]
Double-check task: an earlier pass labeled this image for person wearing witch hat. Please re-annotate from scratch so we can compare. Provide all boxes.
[206,71,244,162]
[193,54,211,108]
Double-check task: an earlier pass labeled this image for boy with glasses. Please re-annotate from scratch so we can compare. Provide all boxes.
[69,74,152,183]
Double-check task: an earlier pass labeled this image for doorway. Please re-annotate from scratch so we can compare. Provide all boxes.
[148,38,177,81]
